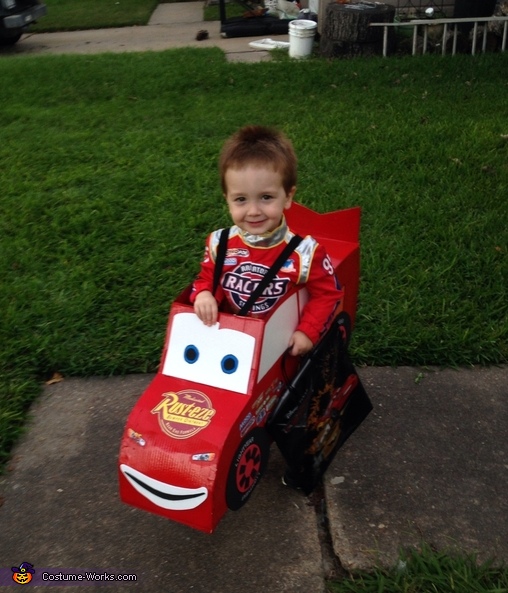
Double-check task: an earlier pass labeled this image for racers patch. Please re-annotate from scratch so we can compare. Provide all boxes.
[223,262,290,314]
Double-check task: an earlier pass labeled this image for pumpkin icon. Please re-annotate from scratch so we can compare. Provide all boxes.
[11,562,35,585]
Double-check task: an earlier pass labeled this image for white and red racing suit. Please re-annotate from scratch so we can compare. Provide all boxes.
[190,217,343,345]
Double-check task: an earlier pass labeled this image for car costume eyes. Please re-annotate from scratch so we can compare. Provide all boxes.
[184,346,238,375]
[221,354,238,374]
[184,345,199,364]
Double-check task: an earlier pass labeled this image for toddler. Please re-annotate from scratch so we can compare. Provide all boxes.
[190,125,343,357]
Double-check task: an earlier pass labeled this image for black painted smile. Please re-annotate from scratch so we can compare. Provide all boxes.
[120,464,208,510]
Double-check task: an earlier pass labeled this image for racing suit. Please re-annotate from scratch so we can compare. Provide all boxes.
[190,217,343,345]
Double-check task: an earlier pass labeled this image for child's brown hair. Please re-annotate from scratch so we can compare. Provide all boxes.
[219,125,297,194]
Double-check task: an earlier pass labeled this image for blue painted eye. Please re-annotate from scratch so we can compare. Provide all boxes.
[221,354,238,374]
[184,345,199,364]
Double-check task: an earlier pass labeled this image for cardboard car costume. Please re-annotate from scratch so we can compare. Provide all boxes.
[118,203,371,533]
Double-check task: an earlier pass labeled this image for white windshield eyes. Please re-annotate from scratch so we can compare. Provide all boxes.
[163,313,256,394]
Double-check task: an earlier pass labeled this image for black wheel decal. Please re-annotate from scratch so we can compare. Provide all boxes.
[226,428,270,511]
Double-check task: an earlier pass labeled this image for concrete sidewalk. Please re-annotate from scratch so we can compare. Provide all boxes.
[0,374,324,592]
[4,2,286,61]
[326,365,508,570]
[1,366,507,591]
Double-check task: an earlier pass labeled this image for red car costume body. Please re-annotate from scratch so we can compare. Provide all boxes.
[118,204,369,534]
[190,217,344,344]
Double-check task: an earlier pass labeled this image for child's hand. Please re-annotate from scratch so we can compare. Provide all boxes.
[194,291,218,326]
[288,330,313,357]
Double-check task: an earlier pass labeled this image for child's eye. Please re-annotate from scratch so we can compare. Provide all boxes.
[234,196,246,203]
[261,194,274,201]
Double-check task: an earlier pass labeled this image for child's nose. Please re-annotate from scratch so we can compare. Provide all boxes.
[247,201,261,215]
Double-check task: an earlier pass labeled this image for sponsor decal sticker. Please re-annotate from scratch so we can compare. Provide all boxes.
[239,412,255,437]
[266,395,278,412]
[256,408,267,425]
[192,452,216,462]
[151,390,216,439]
[252,389,268,412]
[226,248,249,257]
[280,258,296,273]
[128,428,146,446]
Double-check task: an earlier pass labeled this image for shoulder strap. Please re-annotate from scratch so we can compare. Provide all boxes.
[212,228,230,298]
[237,234,303,317]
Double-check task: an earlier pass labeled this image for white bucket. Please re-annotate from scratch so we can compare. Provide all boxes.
[289,19,317,58]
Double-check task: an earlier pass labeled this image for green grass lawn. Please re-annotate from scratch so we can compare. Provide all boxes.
[1,49,507,470]
[1,44,507,593]
[328,545,508,593]
[30,0,160,31]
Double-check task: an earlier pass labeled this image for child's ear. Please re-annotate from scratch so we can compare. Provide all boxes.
[285,186,296,209]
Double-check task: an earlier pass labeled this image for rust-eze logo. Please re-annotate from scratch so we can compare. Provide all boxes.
[151,390,216,439]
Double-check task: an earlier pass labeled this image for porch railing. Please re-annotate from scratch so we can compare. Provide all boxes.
[370,16,508,56]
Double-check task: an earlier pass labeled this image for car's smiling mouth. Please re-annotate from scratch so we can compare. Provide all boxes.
[120,464,208,510]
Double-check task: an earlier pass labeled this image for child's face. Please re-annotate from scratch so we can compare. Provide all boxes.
[224,165,296,235]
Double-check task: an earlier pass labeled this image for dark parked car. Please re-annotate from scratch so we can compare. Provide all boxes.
[0,0,46,45]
